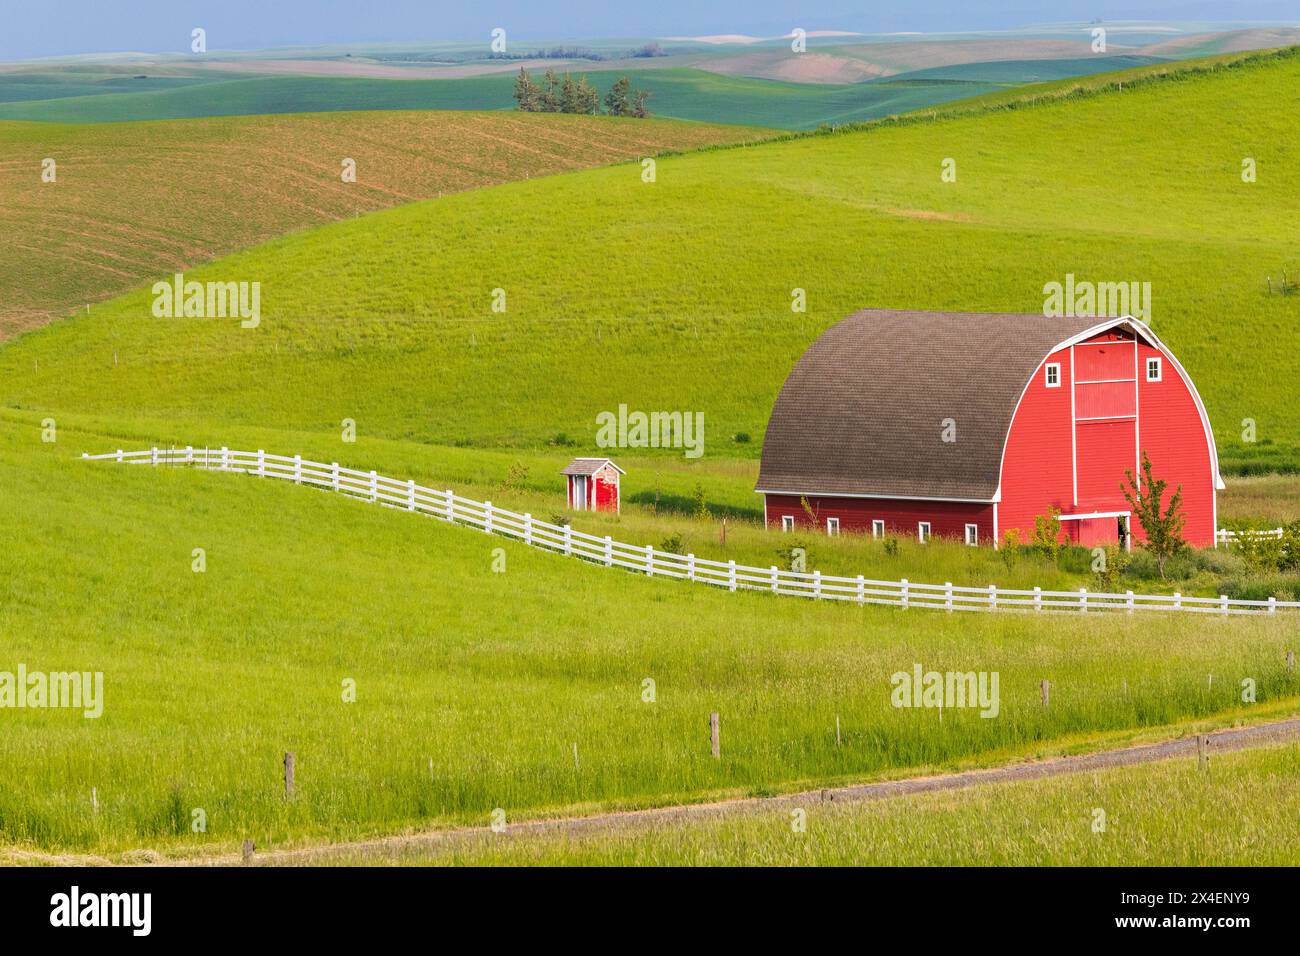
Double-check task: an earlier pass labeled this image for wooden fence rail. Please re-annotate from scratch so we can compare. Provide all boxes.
[83,447,1300,617]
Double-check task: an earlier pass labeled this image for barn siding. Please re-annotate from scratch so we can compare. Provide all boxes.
[1135,342,1215,547]
[764,494,994,543]
[998,344,1076,544]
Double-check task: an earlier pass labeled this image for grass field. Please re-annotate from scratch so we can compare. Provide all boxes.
[304,741,1300,866]
[3,49,1300,864]
[0,110,768,337]
[0,68,1011,130]
[1,416,1297,858]
[3,49,1297,466]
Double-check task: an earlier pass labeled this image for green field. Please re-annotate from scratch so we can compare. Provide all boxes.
[0,67,1012,130]
[1,416,1297,858]
[304,741,1300,866]
[3,49,1297,467]
[3,49,1300,864]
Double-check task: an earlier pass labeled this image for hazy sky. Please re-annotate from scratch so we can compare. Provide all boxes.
[5,1,1298,61]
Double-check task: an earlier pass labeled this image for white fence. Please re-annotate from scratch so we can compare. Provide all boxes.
[1216,527,1285,544]
[84,446,1300,617]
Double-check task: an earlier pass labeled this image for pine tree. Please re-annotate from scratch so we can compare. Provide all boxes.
[511,67,540,112]
[539,69,561,112]
[560,74,581,114]
[631,88,652,118]
[604,76,632,116]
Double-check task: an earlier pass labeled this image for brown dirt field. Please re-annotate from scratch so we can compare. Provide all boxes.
[0,111,770,340]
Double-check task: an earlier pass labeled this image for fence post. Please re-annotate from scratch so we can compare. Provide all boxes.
[771,565,779,594]
[257,449,265,476]
[563,525,572,556]
[857,575,865,604]
[646,544,654,576]
[709,712,720,759]
[116,448,124,463]
[1173,592,1182,610]
[1197,735,1209,771]
[1287,650,1294,672]
[293,454,302,484]
[1080,587,1088,614]
[989,583,997,611]
[331,462,339,491]
[220,446,228,471]
[605,536,613,567]
[728,559,737,592]
[944,582,953,613]
[1268,596,1277,614]
[687,553,696,582]
[186,445,193,464]
[369,470,378,502]
[1040,679,1050,708]
[284,751,295,799]
[151,446,158,466]
[1126,590,1135,613]
[445,489,455,522]
[901,578,909,609]
[408,479,417,511]
[814,570,822,600]
[1033,586,1041,612]
[1220,594,1229,616]
[484,501,493,535]
[523,513,533,546]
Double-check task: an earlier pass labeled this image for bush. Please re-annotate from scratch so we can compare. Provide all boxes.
[883,537,900,557]
[733,432,751,444]
[1216,574,1300,602]
[659,533,684,555]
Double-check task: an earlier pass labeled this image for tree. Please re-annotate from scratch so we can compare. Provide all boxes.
[560,74,581,114]
[575,75,600,114]
[511,67,540,111]
[604,76,632,116]
[631,88,652,118]
[1121,451,1187,580]
[1032,506,1062,561]
[538,70,561,112]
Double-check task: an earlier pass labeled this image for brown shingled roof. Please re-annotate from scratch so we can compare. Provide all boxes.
[756,309,1106,501]
[561,458,625,477]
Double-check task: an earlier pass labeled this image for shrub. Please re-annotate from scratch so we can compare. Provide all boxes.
[883,537,900,557]
[659,533,684,555]
[775,540,813,572]
[733,432,751,444]
[1217,574,1300,602]
[1032,507,1061,561]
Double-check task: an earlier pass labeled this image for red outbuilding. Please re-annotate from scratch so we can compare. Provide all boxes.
[756,309,1223,549]
[562,457,624,513]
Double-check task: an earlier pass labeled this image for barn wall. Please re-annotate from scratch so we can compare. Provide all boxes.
[764,494,995,544]
[998,343,1076,544]
[1135,341,1216,547]
[999,331,1216,549]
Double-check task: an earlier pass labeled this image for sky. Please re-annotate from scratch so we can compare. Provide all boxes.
[4,1,1298,61]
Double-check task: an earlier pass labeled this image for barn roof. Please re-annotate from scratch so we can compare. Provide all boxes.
[561,457,625,477]
[756,309,1117,501]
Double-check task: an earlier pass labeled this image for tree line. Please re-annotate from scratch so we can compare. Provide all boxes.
[512,68,651,117]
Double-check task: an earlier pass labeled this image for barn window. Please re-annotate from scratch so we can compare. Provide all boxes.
[1146,357,1162,382]
[964,523,978,546]
[872,519,885,539]
[826,517,840,537]
[1044,363,1061,388]
[781,515,794,532]
[918,521,931,544]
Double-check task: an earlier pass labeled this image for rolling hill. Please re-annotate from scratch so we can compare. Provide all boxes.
[3,48,1297,467]
[0,110,769,337]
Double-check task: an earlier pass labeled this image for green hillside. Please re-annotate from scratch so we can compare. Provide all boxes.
[0,68,1003,130]
[3,48,1297,469]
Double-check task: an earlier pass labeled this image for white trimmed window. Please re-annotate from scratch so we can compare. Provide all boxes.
[826,517,840,537]
[1146,357,1162,382]
[965,523,978,546]
[1045,363,1061,388]
[918,521,931,544]
[872,519,885,540]
[781,515,794,532]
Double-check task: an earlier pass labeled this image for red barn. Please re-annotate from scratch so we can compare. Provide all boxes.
[562,458,624,513]
[756,310,1222,549]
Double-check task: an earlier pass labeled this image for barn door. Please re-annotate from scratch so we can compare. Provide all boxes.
[1073,338,1138,510]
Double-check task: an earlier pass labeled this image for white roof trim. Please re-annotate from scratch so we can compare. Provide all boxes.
[756,488,996,504]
